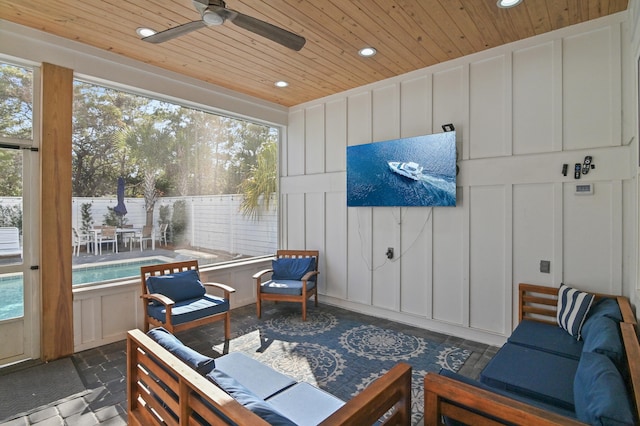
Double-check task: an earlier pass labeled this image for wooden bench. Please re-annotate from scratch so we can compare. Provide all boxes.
[127,328,412,425]
[423,283,640,425]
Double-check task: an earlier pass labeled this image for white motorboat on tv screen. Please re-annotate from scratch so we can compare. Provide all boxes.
[388,161,423,180]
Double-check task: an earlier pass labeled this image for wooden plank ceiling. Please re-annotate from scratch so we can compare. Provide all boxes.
[0,0,628,107]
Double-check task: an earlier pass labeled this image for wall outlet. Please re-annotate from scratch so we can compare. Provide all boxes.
[540,260,550,273]
[386,247,394,259]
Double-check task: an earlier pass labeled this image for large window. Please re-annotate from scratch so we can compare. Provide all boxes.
[0,62,32,321]
[71,80,278,285]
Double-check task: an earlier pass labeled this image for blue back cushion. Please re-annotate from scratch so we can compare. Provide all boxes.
[581,316,624,368]
[574,352,634,425]
[272,257,314,281]
[557,284,594,340]
[207,369,295,425]
[147,327,215,375]
[146,269,206,304]
[585,298,622,323]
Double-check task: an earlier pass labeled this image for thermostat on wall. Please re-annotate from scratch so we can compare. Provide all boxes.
[575,183,593,195]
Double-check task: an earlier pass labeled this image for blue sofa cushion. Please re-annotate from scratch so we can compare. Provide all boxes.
[479,343,578,411]
[584,298,622,323]
[207,369,295,426]
[438,369,577,425]
[215,352,297,400]
[147,294,229,326]
[581,316,624,368]
[508,320,583,360]
[557,284,594,340]
[272,257,315,281]
[146,269,206,305]
[260,279,317,296]
[267,382,345,425]
[147,327,215,375]
[574,352,635,426]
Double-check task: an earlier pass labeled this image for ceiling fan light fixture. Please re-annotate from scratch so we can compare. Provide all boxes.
[136,27,157,38]
[358,47,377,57]
[497,0,523,8]
[202,10,224,25]
[274,81,289,88]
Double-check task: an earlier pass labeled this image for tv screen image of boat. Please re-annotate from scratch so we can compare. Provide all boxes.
[347,131,457,207]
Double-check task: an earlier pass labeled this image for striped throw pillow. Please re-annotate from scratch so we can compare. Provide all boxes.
[557,284,594,340]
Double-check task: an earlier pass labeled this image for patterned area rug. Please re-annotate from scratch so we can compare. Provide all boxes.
[213,310,470,424]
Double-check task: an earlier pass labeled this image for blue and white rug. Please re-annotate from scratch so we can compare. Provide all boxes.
[214,310,470,424]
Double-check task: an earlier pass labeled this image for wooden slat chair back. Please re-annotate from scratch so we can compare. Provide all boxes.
[253,250,319,321]
[140,260,235,339]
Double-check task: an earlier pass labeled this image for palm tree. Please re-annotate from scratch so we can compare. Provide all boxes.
[239,140,277,219]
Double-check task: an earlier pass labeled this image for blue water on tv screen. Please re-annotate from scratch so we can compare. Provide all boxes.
[347,132,456,207]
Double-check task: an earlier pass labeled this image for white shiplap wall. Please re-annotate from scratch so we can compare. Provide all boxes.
[283,12,636,346]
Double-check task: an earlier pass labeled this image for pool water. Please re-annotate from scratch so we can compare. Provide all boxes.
[0,258,168,320]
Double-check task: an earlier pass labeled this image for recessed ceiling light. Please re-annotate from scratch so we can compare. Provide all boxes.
[358,47,377,57]
[136,27,156,38]
[274,81,289,88]
[496,0,522,8]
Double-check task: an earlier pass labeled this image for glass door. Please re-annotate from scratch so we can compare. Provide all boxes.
[0,61,40,366]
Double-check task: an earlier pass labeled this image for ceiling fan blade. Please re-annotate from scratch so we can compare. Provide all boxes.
[226,10,306,51]
[142,20,207,43]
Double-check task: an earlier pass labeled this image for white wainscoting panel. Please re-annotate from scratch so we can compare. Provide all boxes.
[512,42,557,155]
[469,55,509,159]
[563,26,619,150]
[347,208,373,304]
[372,208,400,311]
[372,84,400,142]
[469,185,507,334]
[432,204,465,325]
[400,75,432,137]
[324,191,348,299]
[400,207,433,317]
[287,109,304,176]
[325,99,347,173]
[305,104,325,175]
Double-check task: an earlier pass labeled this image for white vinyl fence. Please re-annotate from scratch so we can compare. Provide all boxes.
[1,195,277,257]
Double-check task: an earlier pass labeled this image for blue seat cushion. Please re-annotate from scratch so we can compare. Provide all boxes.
[266,382,345,426]
[480,343,578,411]
[574,352,635,425]
[272,257,315,281]
[147,294,229,326]
[146,269,205,305]
[215,352,296,400]
[438,369,576,425]
[146,327,215,375]
[581,316,624,369]
[207,369,295,426]
[508,320,583,360]
[261,279,317,296]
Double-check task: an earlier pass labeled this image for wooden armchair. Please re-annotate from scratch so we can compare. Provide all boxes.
[140,260,235,339]
[253,250,319,321]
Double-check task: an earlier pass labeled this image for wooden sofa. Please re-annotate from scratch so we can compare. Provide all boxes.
[127,328,412,425]
[423,283,640,425]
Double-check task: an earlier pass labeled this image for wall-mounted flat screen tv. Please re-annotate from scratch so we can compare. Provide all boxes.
[347,131,456,207]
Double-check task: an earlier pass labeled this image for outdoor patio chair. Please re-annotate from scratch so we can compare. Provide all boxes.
[97,226,117,254]
[129,225,154,251]
[158,223,169,246]
[72,227,91,256]
[140,260,235,339]
[254,250,319,321]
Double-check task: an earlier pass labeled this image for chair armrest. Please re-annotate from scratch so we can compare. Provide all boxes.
[252,269,273,281]
[203,282,236,299]
[423,373,584,426]
[320,363,411,426]
[141,293,175,307]
[301,270,319,281]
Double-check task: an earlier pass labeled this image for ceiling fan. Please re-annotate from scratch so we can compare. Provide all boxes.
[142,0,306,51]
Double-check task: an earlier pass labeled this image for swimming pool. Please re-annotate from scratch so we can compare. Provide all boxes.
[0,258,170,320]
